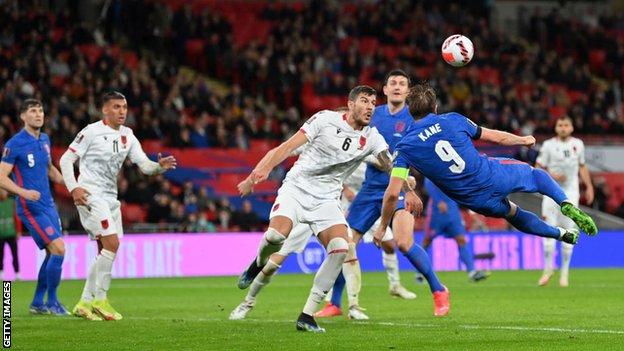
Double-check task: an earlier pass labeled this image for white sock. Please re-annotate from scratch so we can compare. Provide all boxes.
[560,243,573,278]
[303,238,348,315]
[246,260,280,302]
[343,242,361,307]
[382,251,401,287]
[542,238,556,274]
[256,228,286,266]
[94,250,116,300]
[81,256,98,302]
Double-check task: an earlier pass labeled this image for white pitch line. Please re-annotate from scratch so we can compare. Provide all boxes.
[19,315,620,335]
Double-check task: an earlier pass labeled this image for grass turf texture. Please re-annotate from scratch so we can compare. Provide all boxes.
[12,269,624,350]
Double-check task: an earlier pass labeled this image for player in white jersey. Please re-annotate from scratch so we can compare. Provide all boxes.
[232,86,417,332]
[59,92,177,320]
[535,116,594,287]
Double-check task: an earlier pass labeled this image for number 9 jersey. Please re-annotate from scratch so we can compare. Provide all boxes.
[393,112,539,218]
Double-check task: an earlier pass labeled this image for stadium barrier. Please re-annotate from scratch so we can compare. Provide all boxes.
[6,231,624,281]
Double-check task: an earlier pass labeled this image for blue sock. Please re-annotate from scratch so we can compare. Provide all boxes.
[32,255,49,306]
[330,271,345,308]
[403,244,444,293]
[533,168,567,204]
[458,244,475,272]
[507,207,561,239]
[45,255,64,305]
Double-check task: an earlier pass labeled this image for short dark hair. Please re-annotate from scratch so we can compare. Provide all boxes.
[383,69,411,86]
[348,85,376,101]
[101,91,126,107]
[556,115,573,124]
[19,99,42,114]
[407,82,437,118]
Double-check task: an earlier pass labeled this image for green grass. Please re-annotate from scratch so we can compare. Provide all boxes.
[11,269,624,350]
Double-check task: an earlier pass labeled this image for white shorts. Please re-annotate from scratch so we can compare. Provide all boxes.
[270,184,347,236]
[362,217,394,243]
[541,194,579,229]
[76,195,124,240]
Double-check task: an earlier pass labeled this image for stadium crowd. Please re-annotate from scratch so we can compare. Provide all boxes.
[1,0,623,232]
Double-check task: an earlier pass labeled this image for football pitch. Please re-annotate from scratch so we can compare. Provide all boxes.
[11,269,624,350]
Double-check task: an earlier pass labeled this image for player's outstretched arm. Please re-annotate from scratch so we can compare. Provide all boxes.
[0,162,40,201]
[480,127,536,146]
[251,131,308,183]
[579,164,594,204]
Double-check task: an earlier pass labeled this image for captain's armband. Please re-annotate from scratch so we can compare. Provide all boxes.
[390,167,409,180]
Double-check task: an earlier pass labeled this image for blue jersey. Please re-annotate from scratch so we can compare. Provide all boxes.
[394,112,496,206]
[362,104,414,189]
[1,129,55,214]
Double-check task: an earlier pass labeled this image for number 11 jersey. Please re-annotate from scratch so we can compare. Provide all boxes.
[67,120,151,198]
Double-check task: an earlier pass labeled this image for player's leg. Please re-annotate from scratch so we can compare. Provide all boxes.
[529,167,596,235]
[558,201,578,287]
[503,200,579,244]
[44,237,69,315]
[392,209,449,316]
[8,237,19,280]
[238,215,292,289]
[381,232,416,299]
[231,224,312,320]
[238,191,297,289]
[73,238,102,321]
[18,210,63,314]
[539,197,558,286]
[297,224,349,332]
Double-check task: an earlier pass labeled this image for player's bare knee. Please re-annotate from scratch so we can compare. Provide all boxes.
[47,238,65,256]
[101,235,120,253]
[506,201,518,219]
[395,235,414,253]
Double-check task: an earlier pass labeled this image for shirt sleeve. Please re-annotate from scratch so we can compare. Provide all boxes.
[299,111,329,142]
[454,113,481,140]
[68,126,93,158]
[535,140,551,168]
[1,140,17,165]
[127,133,150,165]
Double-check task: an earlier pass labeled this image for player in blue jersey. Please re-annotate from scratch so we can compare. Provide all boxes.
[420,178,489,282]
[375,84,597,260]
[317,71,450,318]
[0,99,69,315]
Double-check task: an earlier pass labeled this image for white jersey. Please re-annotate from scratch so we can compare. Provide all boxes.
[68,120,150,198]
[284,110,387,200]
[536,136,585,197]
[344,162,367,193]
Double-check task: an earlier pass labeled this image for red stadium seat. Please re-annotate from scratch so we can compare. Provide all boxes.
[121,203,147,224]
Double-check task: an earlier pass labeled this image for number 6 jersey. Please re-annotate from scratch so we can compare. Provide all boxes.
[284,110,388,200]
[67,120,151,198]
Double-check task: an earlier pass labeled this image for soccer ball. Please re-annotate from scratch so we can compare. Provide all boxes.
[441,34,474,67]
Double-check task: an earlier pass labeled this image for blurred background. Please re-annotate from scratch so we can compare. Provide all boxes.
[1,0,623,240]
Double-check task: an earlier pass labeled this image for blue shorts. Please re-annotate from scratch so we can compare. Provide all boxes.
[461,158,538,218]
[425,212,465,239]
[346,186,405,234]
[18,206,62,250]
